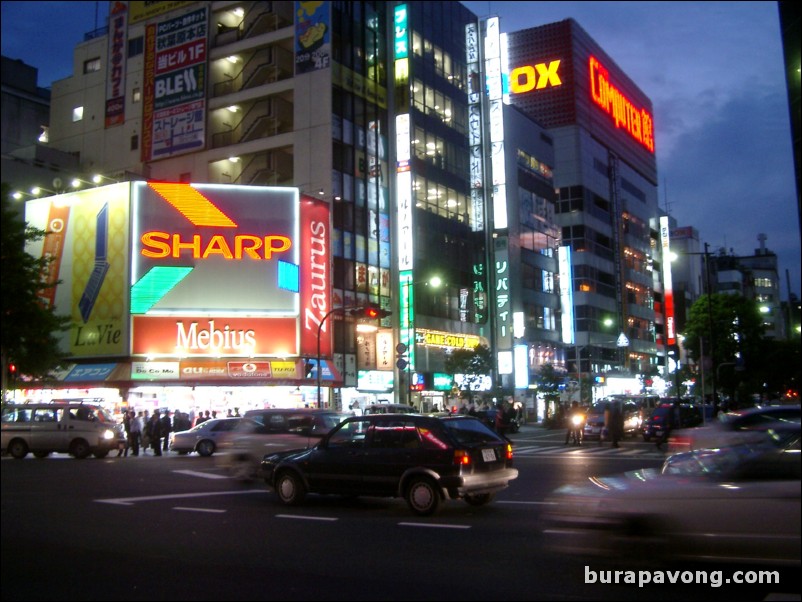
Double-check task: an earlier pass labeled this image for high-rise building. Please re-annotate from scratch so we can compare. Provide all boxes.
[11,2,667,414]
[503,20,661,383]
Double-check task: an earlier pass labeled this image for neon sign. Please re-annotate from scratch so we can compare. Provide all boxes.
[140,232,291,260]
[589,56,654,153]
[508,60,562,93]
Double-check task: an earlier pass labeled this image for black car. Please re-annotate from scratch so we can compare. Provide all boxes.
[642,402,703,441]
[261,414,519,516]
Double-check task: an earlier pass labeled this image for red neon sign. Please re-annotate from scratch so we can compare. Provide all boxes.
[589,56,655,153]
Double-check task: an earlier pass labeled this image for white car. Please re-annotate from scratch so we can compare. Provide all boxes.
[540,443,801,566]
[169,417,242,456]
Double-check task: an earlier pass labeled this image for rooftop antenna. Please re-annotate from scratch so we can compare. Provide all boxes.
[95,1,99,29]
[662,178,671,215]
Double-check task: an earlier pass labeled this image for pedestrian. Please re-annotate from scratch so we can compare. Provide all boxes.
[149,410,162,456]
[128,410,142,456]
[117,411,131,457]
[606,400,624,448]
[140,410,150,453]
[160,410,172,452]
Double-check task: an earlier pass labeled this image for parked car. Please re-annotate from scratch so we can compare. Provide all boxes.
[170,417,242,456]
[540,444,801,566]
[669,404,801,452]
[582,400,641,441]
[641,402,702,442]
[217,409,351,480]
[261,413,519,516]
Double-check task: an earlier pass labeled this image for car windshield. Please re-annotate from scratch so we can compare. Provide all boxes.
[442,417,503,445]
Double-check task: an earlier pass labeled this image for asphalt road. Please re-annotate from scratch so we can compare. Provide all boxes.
[2,425,799,601]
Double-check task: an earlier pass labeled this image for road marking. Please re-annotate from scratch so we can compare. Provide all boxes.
[173,469,229,479]
[498,500,555,506]
[399,522,471,529]
[174,507,227,514]
[276,514,338,522]
[95,490,267,506]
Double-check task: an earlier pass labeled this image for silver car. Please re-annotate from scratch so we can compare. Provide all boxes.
[170,417,242,457]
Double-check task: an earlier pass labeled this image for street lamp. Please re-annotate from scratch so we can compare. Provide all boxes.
[399,275,442,407]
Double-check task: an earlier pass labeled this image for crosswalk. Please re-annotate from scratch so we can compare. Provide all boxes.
[512,443,665,459]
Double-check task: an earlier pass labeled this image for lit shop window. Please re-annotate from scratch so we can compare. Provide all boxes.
[83,57,101,74]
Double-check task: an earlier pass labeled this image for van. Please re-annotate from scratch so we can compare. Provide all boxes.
[1,403,122,459]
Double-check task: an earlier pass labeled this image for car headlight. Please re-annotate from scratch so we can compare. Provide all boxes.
[102,429,115,440]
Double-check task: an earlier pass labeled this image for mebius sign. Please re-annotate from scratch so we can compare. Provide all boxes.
[130,183,331,358]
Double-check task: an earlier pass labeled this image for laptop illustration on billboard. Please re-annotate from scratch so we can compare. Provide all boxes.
[78,203,110,323]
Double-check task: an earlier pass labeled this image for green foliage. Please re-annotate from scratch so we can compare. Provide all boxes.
[1,184,71,386]
[445,343,493,402]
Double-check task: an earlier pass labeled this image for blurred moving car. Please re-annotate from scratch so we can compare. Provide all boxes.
[261,413,519,516]
[641,401,702,442]
[217,408,351,480]
[170,417,242,456]
[540,441,801,566]
[669,404,801,452]
[582,400,641,441]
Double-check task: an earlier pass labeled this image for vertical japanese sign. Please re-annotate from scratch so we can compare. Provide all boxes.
[660,216,676,346]
[494,236,512,353]
[142,6,207,161]
[105,1,128,128]
[295,0,331,74]
[465,21,484,233]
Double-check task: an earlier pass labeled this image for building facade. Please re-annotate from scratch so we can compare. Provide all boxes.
[10,2,667,415]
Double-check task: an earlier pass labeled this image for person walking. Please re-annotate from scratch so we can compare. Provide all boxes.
[160,410,172,453]
[140,410,151,453]
[128,410,142,456]
[149,410,162,456]
[606,400,625,448]
[117,411,131,457]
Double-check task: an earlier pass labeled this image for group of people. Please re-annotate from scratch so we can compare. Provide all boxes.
[114,408,219,457]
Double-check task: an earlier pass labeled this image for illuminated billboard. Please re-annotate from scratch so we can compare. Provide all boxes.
[24,184,132,357]
[26,183,332,363]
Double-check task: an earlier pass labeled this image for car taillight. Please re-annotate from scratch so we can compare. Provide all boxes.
[453,450,471,466]
[505,443,513,460]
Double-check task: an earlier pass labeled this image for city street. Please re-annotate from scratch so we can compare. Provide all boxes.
[2,425,798,601]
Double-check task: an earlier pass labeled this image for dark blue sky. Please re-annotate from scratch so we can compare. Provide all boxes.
[2,1,798,297]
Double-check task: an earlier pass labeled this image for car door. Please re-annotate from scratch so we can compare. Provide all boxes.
[359,417,424,495]
[303,417,370,494]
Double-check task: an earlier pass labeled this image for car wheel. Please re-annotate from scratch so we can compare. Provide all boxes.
[197,440,215,457]
[33,450,50,459]
[70,440,91,459]
[464,492,494,506]
[275,471,306,506]
[405,477,441,516]
[9,440,29,459]
[93,450,109,459]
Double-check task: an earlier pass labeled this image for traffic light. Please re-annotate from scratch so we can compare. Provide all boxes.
[8,363,17,383]
[359,304,392,320]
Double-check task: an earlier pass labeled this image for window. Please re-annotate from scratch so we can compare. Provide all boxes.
[132,87,141,103]
[83,57,101,73]
[130,134,138,151]
[128,36,144,57]
[72,106,84,122]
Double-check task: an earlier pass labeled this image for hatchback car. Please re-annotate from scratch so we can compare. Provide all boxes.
[641,402,702,442]
[261,413,519,516]
[170,417,242,456]
[217,409,351,480]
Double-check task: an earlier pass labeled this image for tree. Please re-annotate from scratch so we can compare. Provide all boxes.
[534,363,563,424]
[681,292,765,401]
[444,343,493,405]
[1,184,70,398]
